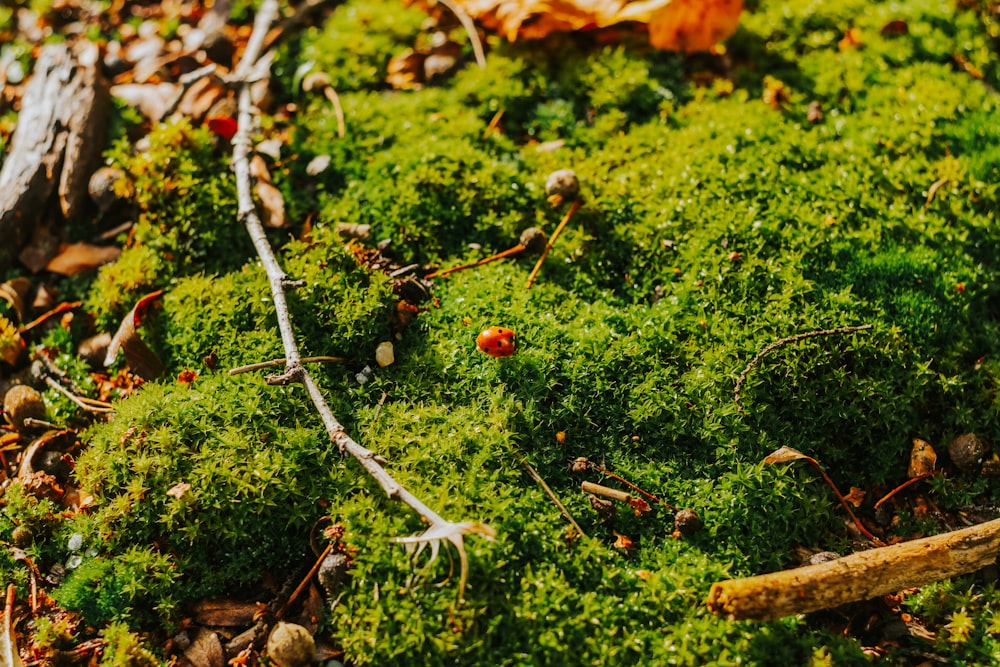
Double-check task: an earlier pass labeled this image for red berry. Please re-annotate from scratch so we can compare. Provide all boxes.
[476,327,516,358]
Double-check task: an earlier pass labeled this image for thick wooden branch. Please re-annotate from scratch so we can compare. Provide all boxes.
[706,517,1000,621]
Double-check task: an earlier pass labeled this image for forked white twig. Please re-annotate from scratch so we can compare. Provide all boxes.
[230,0,492,599]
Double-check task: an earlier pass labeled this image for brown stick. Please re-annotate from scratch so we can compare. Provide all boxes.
[581,481,632,503]
[525,199,581,289]
[706,517,1000,621]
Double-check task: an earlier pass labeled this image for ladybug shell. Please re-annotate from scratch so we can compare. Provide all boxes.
[476,327,516,358]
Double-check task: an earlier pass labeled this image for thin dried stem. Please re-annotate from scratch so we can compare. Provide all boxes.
[231,0,489,597]
[525,199,581,289]
[734,324,873,415]
[228,355,345,376]
[435,0,487,69]
[514,449,586,537]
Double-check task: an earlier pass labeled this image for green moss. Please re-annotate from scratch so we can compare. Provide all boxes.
[9,0,1000,663]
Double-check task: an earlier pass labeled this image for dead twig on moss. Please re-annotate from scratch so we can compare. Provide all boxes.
[707,517,1000,621]
[228,355,345,376]
[436,0,488,70]
[515,449,586,538]
[734,324,873,415]
[231,0,492,600]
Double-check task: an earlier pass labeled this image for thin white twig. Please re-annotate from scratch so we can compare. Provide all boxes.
[230,0,490,597]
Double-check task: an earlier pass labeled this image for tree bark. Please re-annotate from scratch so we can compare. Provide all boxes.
[0,41,109,272]
[706,517,1000,621]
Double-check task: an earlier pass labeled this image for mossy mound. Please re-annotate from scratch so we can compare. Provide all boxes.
[2,0,999,664]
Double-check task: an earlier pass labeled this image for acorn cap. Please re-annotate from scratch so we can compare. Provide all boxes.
[266,622,315,667]
[545,169,580,205]
[3,385,46,432]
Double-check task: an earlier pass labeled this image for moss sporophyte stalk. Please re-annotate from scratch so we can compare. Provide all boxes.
[1,0,999,664]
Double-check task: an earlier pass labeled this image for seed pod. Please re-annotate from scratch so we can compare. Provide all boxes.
[88,166,134,214]
[545,169,580,206]
[266,622,315,667]
[673,508,702,536]
[3,385,46,432]
[949,433,989,473]
[519,227,547,254]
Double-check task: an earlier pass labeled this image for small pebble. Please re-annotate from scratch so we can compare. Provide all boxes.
[375,341,394,368]
[949,433,988,473]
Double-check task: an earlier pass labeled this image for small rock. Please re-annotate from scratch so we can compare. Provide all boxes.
[88,166,134,214]
[375,341,394,368]
[949,433,988,473]
[3,385,46,432]
[267,622,315,667]
[318,552,350,597]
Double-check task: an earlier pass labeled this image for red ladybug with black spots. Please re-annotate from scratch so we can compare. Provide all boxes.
[476,326,516,358]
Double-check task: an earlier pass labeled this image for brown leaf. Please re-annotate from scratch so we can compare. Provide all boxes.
[191,598,259,627]
[110,82,180,122]
[908,438,938,478]
[648,0,744,53]
[166,482,191,499]
[256,181,287,228]
[0,278,31,323]
[844,486,866,508]
[412,0,741,52]
[763,446,810,465]
[628,497,652,516]
[104,290,165,380]
[612,530,636,551]
[45,242,121,276]
[0,585,24,667]
[182,629,225,667]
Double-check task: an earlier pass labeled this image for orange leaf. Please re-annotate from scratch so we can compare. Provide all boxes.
[844,486,866,508]
[613,530,636,551]
[648,0,743,53]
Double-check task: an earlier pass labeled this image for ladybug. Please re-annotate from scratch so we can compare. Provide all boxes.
[476,326,516,358]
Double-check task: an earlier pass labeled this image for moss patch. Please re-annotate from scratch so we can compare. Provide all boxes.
[3,0,1000,664]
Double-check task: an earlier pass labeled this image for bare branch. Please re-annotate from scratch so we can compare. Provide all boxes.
[229,0,491,598]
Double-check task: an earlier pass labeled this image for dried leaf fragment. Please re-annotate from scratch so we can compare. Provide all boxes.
[648,0,743,53]
[104,290,165,380]
[908,438,937,478]
[1,584,23,667]
[763,446,809,464]
[0,278,31,323]
[44,242,121,276]
[415,0,742,52]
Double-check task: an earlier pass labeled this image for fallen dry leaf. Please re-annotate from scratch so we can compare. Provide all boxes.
[613,530,636,551]
[182,628,225,667]
[0,277,30,323]
[111,82,180,122]
[190,598,260,627]
[762,446,809,465]
[908,438,937,477]
[45,242,121,276]
[410,0,742,52]
[648,0,743,52]
[166,482,191,499]
[104,290,165,380]
[1,584,24,667]
[844,486,865,508]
